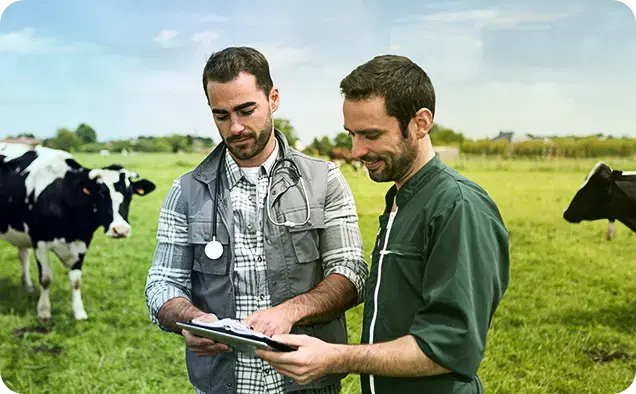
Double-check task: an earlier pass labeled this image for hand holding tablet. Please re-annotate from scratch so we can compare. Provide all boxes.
[177,318,298,355]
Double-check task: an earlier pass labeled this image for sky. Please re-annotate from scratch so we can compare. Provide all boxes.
[0,0,635,144]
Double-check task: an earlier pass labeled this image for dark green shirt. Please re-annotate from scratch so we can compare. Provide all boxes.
[360,155,510,394]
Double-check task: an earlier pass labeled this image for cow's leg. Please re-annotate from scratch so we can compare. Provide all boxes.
[68,257,87,320]
[607,220,616,240]
[351,161,360,177]
[35,246,53,321]
[19,247,34,292]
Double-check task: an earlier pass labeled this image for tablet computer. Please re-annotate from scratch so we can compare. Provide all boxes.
[177,321,298,354]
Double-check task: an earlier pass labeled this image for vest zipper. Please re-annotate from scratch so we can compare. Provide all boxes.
[369,208,398,394]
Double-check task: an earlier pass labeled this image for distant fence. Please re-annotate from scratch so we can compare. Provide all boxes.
[434,146,460,162]
[459,138,636,158]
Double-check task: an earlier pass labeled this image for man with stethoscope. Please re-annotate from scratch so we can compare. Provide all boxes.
[145,46,368,394]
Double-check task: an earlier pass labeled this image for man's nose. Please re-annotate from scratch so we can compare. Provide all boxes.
[351,142,367,160]
[229,118,245,135]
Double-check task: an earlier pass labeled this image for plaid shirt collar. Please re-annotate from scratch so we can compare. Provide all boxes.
[224,138,280,189]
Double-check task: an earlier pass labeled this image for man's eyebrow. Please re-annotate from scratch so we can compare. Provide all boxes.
[344,127,385,135]
[211,101,257,114]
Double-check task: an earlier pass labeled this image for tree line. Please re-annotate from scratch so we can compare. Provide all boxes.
[8,119,636,159]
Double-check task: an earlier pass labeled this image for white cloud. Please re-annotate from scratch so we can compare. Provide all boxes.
[191,30,220,46]
[402,9,569,29]
[154,29,180,48]
[0,28,54,53]
[247,43,312,70]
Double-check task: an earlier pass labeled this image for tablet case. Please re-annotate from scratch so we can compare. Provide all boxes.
[177,320,298,354]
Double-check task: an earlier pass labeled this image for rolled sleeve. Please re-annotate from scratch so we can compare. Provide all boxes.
[145,179,194,331]
[320,162,368,303]
[409,200,510,378]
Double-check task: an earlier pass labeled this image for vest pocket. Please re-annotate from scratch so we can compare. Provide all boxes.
[189,221,230,275]
[286,207,325,263]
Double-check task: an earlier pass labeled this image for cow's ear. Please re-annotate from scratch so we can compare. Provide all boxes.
[132,179,156,196]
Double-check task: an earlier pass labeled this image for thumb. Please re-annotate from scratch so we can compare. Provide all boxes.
[271,334,309,346]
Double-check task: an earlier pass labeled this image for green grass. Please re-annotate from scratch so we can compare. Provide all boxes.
[2,153,636,393]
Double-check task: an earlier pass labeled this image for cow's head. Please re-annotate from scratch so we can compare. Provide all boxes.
[563,161,613,223]
[82,165,156,238]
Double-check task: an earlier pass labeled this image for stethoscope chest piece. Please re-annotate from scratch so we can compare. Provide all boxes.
[205,238,224,260]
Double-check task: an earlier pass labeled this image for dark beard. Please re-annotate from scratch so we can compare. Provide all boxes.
[225,115,273,161]
[364,137,417,183]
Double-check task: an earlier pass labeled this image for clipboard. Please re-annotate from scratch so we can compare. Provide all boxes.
[177,318,298,354]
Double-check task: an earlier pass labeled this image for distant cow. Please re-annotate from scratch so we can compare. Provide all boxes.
[563,161,636,240]
[328,147,366,176]
[0,143,155,320]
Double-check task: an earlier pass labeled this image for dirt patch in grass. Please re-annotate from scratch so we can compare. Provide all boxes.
[13,326,53,338]
[31,345,63,356]
[585,348,633,363]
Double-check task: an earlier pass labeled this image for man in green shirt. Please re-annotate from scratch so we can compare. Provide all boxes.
[256,54,510,394]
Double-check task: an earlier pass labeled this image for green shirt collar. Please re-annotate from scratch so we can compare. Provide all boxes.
[384,154,445,212]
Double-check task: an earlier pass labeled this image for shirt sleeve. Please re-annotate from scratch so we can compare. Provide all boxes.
[408,199,510,378]
[319,162,369,303]
[144,178,194,332]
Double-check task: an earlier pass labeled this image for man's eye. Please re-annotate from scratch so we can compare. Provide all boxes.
[240,109,255,116]
[215,115,229,121]
[366,133,380,140]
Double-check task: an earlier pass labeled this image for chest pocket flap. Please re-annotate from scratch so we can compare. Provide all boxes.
[188,221,230,275]
[283,206,325,263]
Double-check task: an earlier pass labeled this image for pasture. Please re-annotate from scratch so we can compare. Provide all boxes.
[1,152,635,394]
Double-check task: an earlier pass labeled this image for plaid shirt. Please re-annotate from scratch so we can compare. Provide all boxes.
[146,141,367,394]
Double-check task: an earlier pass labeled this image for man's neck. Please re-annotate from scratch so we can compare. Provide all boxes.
[231,132,277,168]
[394,139,436,190]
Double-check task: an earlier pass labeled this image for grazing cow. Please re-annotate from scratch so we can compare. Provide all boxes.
[328,147,366,176]
[563,161,636,240]
[0,143,156,320]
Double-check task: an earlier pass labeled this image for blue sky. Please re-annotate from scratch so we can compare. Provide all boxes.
[0,0,635,144]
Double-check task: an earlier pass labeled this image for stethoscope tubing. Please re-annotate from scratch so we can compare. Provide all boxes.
[205,144,311,260]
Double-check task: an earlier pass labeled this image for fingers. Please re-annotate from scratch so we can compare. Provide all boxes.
[190,343,231,356]
[192,313,218,323]
[241,316,255,329]
[183,330,231,356]
[255,349,285,363]
[271,334,309,346]
[183,330,215,347]
[267,364,314,386]
[246,319,275,337]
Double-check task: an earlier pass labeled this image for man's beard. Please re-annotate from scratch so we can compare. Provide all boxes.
[224,114,273,161]
[362,137,417,183]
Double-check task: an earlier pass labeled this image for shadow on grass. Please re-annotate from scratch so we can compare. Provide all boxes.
[0,277,38,317]
[551,300,636,335]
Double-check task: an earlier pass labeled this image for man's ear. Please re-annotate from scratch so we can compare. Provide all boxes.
[269,86,280,114]
[413,108,434,139]
[132,179,156,196]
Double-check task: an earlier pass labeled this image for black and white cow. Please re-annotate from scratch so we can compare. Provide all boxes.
[0,143,155,320]
[563,161,636,240]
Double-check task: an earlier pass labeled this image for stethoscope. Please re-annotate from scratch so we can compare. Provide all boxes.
[205,144,311,260]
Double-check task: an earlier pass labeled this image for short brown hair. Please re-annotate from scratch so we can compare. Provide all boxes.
[340,55,435,137]
[202,46,274,101]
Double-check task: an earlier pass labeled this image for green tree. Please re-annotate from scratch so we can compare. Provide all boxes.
[430,123,464,146]
[310,136,333,156]
[75,123,97,144]
[45,128,82,152]
[8,132,37,139]
[332,132,352,150]
[274,118,298,147]
[168,134,189,153]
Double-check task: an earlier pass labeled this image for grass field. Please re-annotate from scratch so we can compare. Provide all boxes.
[1,152,636,394]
